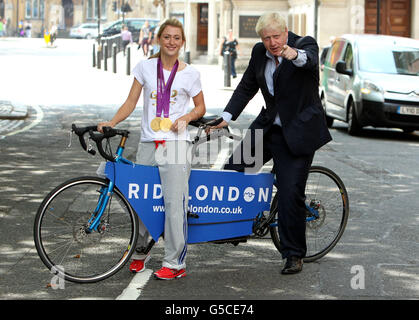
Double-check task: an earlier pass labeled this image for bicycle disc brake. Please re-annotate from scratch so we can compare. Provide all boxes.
[306,199,326,229]
[252,211,272,237]
[72,215,103,244]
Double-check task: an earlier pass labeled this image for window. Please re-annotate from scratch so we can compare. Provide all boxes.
[343,44,353,70]
[129,20,145,32]
[87,0,93,19]
[293,14,299,34]
[25,0,44,19]
[300,14,306,36]
[87,0,107,20]
[327,40,346,68]
[359,45,419,75]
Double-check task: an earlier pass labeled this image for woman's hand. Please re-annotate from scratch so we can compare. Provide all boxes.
[171,114,191,133]
[97,120,116,133]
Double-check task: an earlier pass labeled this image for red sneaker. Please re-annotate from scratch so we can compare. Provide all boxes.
[129,255,150,273]
[153,267,186,280]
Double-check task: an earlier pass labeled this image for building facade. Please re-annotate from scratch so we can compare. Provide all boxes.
[0,0,159,37]
[1,0,418,62]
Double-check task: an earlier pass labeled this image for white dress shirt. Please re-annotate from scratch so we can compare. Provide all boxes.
[221,44,307,126]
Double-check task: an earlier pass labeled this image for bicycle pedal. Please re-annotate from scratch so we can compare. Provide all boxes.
[187,211,199,219]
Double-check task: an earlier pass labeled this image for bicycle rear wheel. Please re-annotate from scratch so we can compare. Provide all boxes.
[269,166,349,262]
[34,176,139,283]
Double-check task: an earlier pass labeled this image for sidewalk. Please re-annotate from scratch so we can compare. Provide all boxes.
[0,38,263,120]
[95,42,263,116]
[0,101,28,120]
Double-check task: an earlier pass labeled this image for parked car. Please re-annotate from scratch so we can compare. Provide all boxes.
[69,23,99,39]
[319,34,419,135]
[100,18,159,42]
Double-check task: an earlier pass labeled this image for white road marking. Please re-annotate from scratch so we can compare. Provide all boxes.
[3,105,44,137]
[116,269,153,300]
[0,119,24,132]
[211,127,242,170]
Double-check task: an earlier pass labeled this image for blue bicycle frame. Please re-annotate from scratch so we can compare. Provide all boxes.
[86,145,133,233]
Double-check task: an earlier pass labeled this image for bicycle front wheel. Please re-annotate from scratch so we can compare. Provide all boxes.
[269,166,349,262]
[34,176,139,283]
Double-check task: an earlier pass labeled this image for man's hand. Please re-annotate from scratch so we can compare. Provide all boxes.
[205,119,229,134]
[279,44,298,60]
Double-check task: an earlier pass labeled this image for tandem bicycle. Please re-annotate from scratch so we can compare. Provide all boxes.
[34,117,349,283]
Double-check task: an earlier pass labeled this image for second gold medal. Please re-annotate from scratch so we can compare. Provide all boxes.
[160,118,172,132]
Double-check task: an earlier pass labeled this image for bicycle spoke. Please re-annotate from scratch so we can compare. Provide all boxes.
[34,177,138,283]
[269,166,349,262]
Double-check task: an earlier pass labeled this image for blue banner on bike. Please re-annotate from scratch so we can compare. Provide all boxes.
[105,162,274,243]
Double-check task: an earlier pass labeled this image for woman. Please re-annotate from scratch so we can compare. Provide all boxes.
[225,29,240,78]
[138,20,152,57]
[98,18,206,280]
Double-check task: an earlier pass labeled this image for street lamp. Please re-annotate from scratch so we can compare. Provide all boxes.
[16,0,19,35]
[97,0,101,41]
[376,0,380,34]
[314,0,319,40]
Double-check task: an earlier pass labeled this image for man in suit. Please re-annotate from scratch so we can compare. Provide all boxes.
[210,13,332,274]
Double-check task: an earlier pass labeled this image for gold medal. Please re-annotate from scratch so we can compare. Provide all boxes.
[160,118,172,132]
[150,117,162,132]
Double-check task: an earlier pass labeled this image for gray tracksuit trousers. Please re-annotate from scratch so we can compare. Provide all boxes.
[135,140,191,270]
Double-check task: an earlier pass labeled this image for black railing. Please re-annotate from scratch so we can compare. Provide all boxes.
[93,34,132,75]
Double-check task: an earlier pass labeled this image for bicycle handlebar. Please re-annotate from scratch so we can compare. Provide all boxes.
[71,124,97,155]
[71,124,129,162]
[71,117,236,162]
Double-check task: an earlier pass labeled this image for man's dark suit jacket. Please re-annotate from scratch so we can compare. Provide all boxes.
[224,31,332,156]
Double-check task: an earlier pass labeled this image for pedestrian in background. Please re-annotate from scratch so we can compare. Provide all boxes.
[18,20,24,37]
[50,23,57,46]
[138,20,152,57]
[150,22,160,55]
[121,25,133,56]
[25,21,32,38]
[0,18,4,37]
[223,29,240,78]
[208,12,332,275]
[4,18,8,36]
[97,18,206,280]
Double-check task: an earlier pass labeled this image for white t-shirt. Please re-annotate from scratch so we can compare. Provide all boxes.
[132,58,202,142]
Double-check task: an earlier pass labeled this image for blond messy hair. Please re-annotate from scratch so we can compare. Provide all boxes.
[255,13,287,37]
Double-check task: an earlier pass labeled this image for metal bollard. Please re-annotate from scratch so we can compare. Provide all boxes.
[185,51,191,64]
[97,44,102,69]
[93,43,96,67]
[126,47,131,75]
[112,44,117,73]
[104,43,108,71]
[223,51,231,87]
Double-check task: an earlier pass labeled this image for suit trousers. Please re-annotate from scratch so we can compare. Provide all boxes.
[224,125,314,259]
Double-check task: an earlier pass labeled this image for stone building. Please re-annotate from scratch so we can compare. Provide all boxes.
[0,0,159,37]
[1,0,418,63]
[164,0,419,64]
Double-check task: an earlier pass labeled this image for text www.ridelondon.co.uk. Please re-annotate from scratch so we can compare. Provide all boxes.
[152,204,243,214]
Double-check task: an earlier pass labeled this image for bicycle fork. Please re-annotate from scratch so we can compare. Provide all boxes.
[86,142,129,233]
[85,179,116,234]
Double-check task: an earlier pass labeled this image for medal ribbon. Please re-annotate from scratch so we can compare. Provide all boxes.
[157,58,179,119]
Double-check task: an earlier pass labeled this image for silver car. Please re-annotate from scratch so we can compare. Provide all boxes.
[320,34,419,135]
[69,23,99,39]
